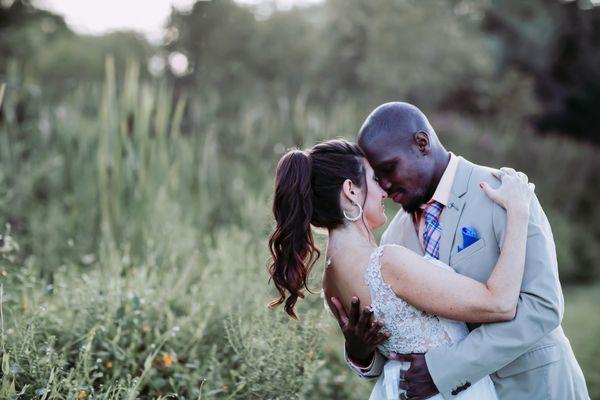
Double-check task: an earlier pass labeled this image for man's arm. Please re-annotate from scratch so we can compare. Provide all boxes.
[425,195,563,397]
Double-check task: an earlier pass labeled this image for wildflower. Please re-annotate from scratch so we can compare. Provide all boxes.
[161,353,174,367]
[21,302,29,313]
[105,360,113,369]
[77,391,88,399]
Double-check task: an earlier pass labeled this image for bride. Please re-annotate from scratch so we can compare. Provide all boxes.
[267,139,534,399]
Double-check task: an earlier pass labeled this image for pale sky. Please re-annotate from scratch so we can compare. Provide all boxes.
[37,0,322,43]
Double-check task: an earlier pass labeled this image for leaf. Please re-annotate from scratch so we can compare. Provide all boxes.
[1,353,9,375]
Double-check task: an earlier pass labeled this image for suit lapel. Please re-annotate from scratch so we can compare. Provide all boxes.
[438,157,473,264]
[439,194,465,264]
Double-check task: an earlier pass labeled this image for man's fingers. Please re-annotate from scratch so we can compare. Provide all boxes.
[364,321,382,344]
[330,297,349,327]
[373,331,391,346]
[364,319,383,338]
[389,353,415,362]
[327,297,340,320]
[399,369,408,380]
[357,306,372,335]
[349,296,360,324]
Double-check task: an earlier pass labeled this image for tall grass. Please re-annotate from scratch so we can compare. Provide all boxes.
[0,60,598,398]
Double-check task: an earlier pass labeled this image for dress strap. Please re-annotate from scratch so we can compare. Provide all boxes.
[364,246,393,302]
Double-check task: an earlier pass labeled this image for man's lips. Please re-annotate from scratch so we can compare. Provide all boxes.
[389,191,404,203]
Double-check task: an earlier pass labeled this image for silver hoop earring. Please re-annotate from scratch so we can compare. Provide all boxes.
[343,202,363,222]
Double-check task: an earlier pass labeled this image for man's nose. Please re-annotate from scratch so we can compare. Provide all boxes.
[380,178,392,191]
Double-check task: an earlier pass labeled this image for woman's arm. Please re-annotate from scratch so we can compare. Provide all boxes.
[381,168,534,323]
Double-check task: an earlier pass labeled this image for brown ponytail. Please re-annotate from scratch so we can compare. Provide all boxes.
[268,139,366,319]
[268,150,319,319]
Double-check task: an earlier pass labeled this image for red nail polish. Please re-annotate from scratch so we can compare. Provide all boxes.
[479,183,484,189]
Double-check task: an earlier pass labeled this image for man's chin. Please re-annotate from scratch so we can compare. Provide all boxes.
[400,198,425,214]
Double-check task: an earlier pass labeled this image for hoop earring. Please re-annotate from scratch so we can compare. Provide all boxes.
[343,202,363,222]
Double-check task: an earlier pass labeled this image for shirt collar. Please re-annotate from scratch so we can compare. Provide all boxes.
[421,152,459,209]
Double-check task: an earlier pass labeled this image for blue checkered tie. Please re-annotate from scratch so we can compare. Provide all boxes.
[422,201,443,259]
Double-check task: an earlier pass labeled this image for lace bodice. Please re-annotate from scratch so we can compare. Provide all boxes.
[364,246,458,357]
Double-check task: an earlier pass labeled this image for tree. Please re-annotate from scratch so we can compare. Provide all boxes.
[483,0,600,143]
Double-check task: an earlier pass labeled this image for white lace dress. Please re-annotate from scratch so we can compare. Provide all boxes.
[364,245,498,400]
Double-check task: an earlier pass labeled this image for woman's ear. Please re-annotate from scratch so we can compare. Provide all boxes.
[341,179,359,203]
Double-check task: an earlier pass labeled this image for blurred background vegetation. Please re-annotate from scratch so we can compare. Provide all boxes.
[0,0,599,398]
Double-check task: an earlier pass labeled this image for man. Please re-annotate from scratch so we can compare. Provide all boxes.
[330,102,588,399]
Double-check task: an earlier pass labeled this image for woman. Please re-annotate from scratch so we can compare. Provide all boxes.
[268,139,534,399]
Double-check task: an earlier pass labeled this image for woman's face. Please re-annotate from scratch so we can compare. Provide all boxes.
[362,159,388,229]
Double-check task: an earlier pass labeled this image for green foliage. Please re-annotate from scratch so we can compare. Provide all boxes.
[0,56,598,398]
[1,0,599,388]
[483,0,600,143]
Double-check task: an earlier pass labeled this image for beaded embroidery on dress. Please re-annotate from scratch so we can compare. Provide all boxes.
[364,246,452,357]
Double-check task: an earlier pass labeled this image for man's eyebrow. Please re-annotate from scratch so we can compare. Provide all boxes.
[375,157,397,168]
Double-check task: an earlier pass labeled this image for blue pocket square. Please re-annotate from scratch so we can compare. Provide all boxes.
[458,227,479,252]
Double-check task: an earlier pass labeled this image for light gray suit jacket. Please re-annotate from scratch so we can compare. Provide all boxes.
[345,157,589,399]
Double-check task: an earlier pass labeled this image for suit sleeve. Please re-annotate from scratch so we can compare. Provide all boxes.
[424,194,564,397]
[344,346,386,380]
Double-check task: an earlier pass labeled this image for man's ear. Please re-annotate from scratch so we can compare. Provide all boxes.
[414,131,431,155]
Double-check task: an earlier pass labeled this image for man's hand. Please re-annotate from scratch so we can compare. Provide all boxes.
[394,354,439,399]
[329,296,390,366]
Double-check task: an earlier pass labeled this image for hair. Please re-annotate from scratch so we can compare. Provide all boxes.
[268,139,366,319]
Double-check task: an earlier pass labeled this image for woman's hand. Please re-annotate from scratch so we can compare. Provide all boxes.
[481,167,535,217]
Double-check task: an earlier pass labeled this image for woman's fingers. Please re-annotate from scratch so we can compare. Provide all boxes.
[491,170,504,181]
[480,181,499,203]
[517,171,528,183]
[500,166,517,176]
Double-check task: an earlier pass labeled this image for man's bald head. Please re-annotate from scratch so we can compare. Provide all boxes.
[357,102,436,149]
[356,102,448,212]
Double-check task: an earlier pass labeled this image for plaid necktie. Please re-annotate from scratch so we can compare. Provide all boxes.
[422,201,443,259]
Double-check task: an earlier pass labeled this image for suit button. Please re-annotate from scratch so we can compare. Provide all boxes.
[451,389,459,395]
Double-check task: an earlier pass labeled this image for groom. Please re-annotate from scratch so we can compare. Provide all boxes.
[330,102,589,399]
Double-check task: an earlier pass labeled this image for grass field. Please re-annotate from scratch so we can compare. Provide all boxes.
[0,62,598,398]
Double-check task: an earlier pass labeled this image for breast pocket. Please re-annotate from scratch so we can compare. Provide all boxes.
[451,237,486,267]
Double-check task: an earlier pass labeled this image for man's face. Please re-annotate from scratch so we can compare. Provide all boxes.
[361,140,434,213]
